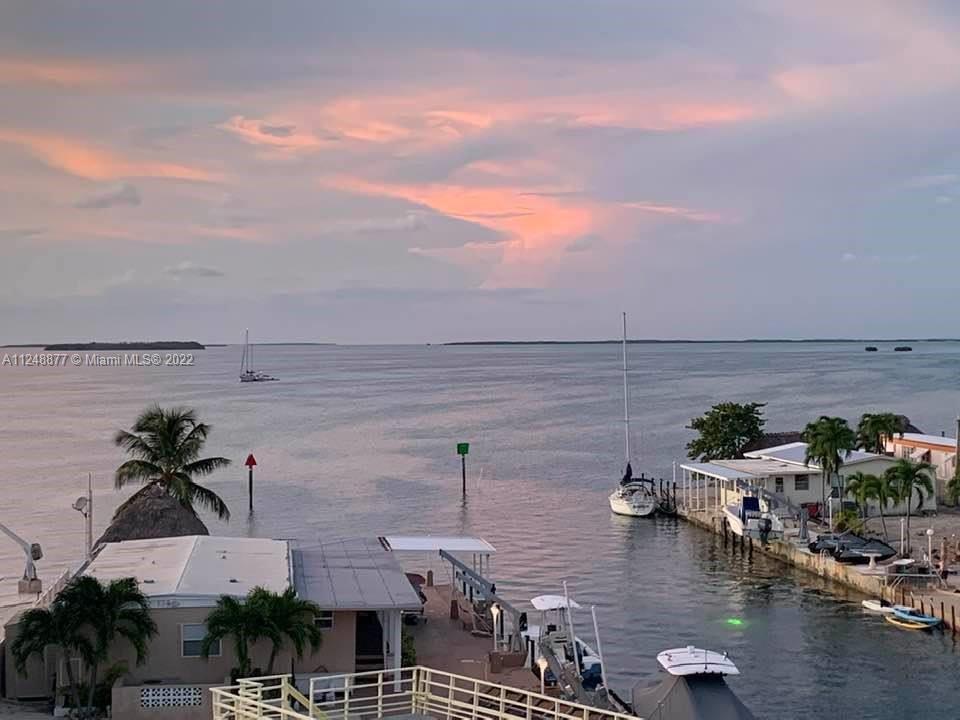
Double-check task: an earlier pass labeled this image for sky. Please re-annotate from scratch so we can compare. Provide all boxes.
[2,1,960,343]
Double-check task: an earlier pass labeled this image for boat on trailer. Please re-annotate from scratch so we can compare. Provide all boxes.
[607,312,657,519]
[722,496,784,542]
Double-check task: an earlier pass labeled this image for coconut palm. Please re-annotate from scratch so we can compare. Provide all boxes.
[884,458,935,553]
[249,587,323,674]
[866,473,894,542]
[844,471,876,519]
[114,405,232,521]
[202,594,264,678]
[802,416,857,525]
[10,576,156,718]
[856,413,900,454]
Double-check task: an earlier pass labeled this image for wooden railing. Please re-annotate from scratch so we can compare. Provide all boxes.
[211,666,639,720]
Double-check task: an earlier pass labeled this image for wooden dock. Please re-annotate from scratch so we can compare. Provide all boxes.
[678,506,960,633]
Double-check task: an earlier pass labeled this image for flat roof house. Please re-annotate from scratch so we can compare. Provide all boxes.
[3,535,422,720]
[885,432,958,503]
[680,441,929,516]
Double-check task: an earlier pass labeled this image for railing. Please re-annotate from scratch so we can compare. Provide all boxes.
[211,666,639,720]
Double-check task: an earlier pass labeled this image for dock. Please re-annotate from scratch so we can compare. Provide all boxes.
[677,503,960,633]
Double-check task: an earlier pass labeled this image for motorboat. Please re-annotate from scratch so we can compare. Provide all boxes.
[239,329,278,382]
[630,646,756,720]
[891,606,940,628]
[722,496,784,542]
[523,592,604,692]
[607,312,657,519]
[807,534,896,564]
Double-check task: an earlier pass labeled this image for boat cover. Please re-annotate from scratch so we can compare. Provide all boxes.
[631,675,756,720]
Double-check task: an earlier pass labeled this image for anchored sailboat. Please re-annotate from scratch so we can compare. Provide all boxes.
[608,312,657,518]
[239,329,277,383]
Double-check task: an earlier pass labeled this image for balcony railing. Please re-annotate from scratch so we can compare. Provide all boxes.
[210,666,638,720]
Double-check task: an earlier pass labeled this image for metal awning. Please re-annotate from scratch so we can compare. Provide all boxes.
[379,536,496,553]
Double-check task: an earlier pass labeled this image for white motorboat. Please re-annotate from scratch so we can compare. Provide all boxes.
[523,590,605,692]
[722,495,784,542]
[239,329,278,382]
[607,312,658,518]
[631,646,756,720]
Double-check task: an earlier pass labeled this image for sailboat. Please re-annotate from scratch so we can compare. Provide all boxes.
[239,329,277,383]
[607,312,657,518]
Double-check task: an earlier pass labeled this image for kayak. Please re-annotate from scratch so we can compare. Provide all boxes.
[884,614,934,631]
[891,606,940,627]
[861,600,894,614]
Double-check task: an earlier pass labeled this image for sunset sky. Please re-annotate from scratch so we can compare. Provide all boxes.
[2,1,959,342]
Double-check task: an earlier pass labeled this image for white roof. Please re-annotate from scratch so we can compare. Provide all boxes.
[892,433,957,450]
[531,594,581,611]
[85,536,290,608]
[680,462,759,481]
[714,459,814,477]
[380,535,496,553]
[745,442,884,467]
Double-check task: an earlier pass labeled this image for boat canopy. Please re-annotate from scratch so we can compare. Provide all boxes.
[531,594,581,611]
[631,675,756,720]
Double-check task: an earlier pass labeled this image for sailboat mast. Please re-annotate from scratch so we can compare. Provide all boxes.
[241,329,248,373]
[621,312,631,464]
[248,328,253,371]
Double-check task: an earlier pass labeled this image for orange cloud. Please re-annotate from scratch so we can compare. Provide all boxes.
[0,129,220,182]
[620,201,726,224]
[0,58,137,88]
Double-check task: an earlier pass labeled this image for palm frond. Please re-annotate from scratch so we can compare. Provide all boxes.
[114,460,163,490]
[182,456,232,477]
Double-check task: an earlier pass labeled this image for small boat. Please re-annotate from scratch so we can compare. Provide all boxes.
[524,592,604,692]
[239,329,278,383]
[722,496,784,542]
[892,606,940,627]
[861,599,896,614]
[607,312,657,519]
[893,346,913,352]
[885,614,935,631]
[631,646,756,720]
[864,346,878,352]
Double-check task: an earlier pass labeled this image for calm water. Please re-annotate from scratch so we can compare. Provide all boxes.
[2,342,960,718]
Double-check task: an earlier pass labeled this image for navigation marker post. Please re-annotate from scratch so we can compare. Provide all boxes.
[457,442,470,497]
[245,453,257,512]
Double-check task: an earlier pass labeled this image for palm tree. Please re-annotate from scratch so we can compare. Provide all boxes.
[856,413,900,454]
[802,416,857,526]
[866,473,894,542]
[249,587,323,674]
[10,576,156,717]
[114,405,232,521]
[884,458,935,553]
[844,471,876,519]
[202,594,264,678]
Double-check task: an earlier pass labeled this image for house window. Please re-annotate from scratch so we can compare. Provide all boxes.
[794,475,809,491]
[315,611,334,630]
[774,477,784,494]
[182,623,219,658]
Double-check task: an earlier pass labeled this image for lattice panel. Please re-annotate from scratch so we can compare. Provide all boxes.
[140,685,204,708]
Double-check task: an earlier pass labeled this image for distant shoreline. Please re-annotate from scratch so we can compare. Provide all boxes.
[444,338,960,346]
[41,341,206,350]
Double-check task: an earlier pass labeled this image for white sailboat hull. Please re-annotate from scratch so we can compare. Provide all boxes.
[609,486,658,517]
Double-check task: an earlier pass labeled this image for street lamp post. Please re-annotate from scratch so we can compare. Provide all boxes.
[927,528,934,566]
[536,656,548,695]
[490,604,501,652]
